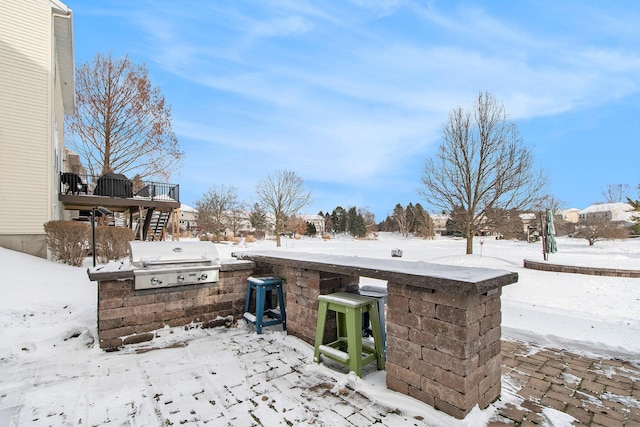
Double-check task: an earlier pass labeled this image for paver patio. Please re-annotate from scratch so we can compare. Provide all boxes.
[490,340,640,426]
[3,322,638,426]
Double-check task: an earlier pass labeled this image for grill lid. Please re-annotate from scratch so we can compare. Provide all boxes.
[129,241,219,267]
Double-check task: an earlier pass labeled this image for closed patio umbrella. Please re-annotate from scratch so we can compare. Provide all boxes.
[545,209,557,255]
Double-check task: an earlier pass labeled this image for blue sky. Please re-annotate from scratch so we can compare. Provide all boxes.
[67,0,640,220]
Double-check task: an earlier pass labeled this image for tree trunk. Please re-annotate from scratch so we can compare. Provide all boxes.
[275,218,282,247]
[466,230,474,254]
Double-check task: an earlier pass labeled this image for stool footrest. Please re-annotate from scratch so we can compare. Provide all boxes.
[318,344,349,363]
[336,336,376,352]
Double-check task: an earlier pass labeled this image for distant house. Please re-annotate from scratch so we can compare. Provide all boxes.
[557,208,580,224]
[518,212,538,240]
[179,204,198,231]
[299,214,325,235]
[0,0,75,258]
[578,203,635,227]
[431,214,450,236]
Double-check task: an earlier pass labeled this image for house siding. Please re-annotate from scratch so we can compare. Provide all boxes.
[0,0,66,257]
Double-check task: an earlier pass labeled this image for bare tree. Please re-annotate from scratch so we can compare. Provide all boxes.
[227,203,248,237]
[483,207,525,240]
[195,185,239,242]
[420,91,547,254]
[358,207,378,234]
[323,212,334,235]
[531,194,565,213]
[67,53,183,180]
[393,203,414,237]
[574,215,628,246]
[601,184,630,203]
[256,170,312,247]
[285,216,307,236]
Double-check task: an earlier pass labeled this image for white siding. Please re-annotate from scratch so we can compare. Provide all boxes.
[0,0,53,234]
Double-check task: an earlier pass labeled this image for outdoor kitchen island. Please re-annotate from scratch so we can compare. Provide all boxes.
[89,247,518,420]
[233,250,518,419]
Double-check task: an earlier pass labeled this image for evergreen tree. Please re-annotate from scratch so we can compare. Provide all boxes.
[378,215,397,232]
[331,206,347,233]
[406,202,416,233]
[306,222,317,236]
[446,206,466,237]
[347,207,358,234]
[350,212,367,238]
[248,203,267,239]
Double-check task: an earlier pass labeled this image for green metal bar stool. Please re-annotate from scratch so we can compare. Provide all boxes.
[313,292,385,377]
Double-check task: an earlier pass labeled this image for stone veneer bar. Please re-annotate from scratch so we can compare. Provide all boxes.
[234,250,518,419]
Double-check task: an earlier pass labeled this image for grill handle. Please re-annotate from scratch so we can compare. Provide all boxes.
[140,258,212,267]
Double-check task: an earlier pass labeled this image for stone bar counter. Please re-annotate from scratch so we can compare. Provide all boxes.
[234,250,518,419]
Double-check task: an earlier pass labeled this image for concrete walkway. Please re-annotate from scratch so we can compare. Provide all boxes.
[490,341,640,426]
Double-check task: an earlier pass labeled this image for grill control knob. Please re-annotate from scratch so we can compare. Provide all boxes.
[200,273,208,281]
[150,277,162,286]
[177,275,185,283]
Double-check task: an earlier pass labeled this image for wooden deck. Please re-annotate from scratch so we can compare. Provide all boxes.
[59,193,179,212]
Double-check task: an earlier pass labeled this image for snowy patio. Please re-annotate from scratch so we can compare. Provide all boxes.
[1,234,639,425]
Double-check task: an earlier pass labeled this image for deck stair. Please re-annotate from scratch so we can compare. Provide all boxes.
[135,208,171,241]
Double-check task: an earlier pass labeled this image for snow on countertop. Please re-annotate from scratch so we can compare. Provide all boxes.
[234,249,517,285]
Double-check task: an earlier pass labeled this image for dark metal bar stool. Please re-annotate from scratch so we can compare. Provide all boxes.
[243,276,286,334]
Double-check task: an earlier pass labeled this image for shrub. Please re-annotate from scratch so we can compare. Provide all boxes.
[44,221,90,266]
[245,235,255,243]
[95,226,135,263]
[322,234,331,240]
[607,227,630,240]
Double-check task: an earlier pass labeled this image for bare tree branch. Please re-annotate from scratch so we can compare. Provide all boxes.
[600,184,630,204]
[195,185,239,242]
[420,91,548,254]
[256,170,312,247]
[67,53,183,181]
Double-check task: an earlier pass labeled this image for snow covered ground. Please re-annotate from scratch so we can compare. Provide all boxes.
[0,234,639,426]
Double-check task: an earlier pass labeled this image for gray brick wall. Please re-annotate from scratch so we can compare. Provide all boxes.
[386,283,503,419]
[94,263,253,349]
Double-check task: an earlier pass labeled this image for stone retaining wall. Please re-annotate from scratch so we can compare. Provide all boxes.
[524,259,640,278]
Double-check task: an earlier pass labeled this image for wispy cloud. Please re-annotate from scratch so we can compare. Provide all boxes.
[74,0,640,212]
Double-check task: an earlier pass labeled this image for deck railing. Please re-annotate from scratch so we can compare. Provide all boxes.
[59,172,179,203]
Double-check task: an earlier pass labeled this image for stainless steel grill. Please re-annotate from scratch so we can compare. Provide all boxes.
[129,241,220,290]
